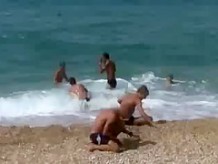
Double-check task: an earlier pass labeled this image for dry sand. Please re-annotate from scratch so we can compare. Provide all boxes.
[1,119,218,164]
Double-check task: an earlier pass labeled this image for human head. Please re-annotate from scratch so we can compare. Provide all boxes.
[102,52,110,62]
[166,74,174,82]
[69,77,76,85]
[137,85,149,99]
[59,61,66,69]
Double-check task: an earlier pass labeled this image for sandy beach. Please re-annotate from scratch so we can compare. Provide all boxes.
[1,119,218,164]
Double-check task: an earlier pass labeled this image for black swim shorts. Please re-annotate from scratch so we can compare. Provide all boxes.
[107,79,117,89]
[90,133,110,145]
[124,116,135,125]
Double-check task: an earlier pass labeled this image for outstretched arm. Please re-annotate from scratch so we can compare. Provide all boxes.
[82,85,91,101]
[99,57,106,73]
[83,85,88,92]
[122,128,133,137]
[114,62,116,73]
[99,62,107,73]
[136,101,153,125]
[120,121,139,138]
[54,71,58,83]
[99,60,110,74]
[63,71,69,82]
[99,65,105,73]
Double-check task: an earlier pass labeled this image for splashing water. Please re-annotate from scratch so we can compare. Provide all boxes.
[0,72,218,127]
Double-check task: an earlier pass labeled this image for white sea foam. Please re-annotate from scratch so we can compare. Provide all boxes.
[0,72,218,126]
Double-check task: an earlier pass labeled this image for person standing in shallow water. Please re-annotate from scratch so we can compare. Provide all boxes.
[165,74,179,88]
[69,77,91,101]
[99,52,117,89]
[54,62,69,84]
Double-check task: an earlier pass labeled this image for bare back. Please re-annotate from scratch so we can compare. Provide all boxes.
[55,69,64,83]
[91,109,123,137]
[54,67,68,83]
[105,61,116,80]
[118,93,140,119]
[70,84,88,99]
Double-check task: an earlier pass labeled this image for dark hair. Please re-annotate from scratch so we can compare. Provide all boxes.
[69,77,76,85]
[137,85,149,95]
[102,52,110,59]
[168,74,174,80]
[59,61,66,68]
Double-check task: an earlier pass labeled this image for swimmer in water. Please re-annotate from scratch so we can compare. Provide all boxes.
[54,62,69,84]
[165,74,179,87]
[69,77,91,101]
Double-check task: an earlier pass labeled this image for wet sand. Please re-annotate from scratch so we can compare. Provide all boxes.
[1,119,218,164]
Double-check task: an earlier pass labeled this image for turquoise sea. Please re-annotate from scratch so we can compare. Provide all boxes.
[0,0,218,126]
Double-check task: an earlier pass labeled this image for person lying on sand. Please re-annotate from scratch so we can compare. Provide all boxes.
[99,52,117,89]
[69,77,91,101]
[88,109,138,152]
[118,85,153,126]
[54,62,69,84]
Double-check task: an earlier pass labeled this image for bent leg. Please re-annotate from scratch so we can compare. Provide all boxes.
[88,140,120,152]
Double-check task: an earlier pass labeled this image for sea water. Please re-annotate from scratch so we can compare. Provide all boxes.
[0,0,218,126]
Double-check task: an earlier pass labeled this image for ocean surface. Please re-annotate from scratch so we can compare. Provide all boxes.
[1,0,218,126]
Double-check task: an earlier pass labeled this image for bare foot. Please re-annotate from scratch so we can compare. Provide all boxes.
[87,143,96,152]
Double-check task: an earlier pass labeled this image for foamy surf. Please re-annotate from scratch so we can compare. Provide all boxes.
[0,72,218,127]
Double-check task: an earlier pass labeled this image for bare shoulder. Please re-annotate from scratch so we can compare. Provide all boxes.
[121,94,128,99]
[70,85,75,90]
[108,60,115,66]
[133,94,141,104]
[112,61,116,68]
[129,93,137,99]
[79,84,85,88]
[122,93,134,100]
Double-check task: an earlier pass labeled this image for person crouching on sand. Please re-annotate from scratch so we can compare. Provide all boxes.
[69,77,91,101]
[88,109,138,152]
[118,85,153,126]
[54,62,69,84]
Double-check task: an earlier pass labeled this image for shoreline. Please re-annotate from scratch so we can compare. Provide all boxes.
[1,118,218,163]
[0,115,94,127]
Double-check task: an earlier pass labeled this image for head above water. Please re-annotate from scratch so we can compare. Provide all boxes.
[69,77,76,85]
[102,52,110,60]
[166,74,174,82]
[137,85,149,99]
[59,61,66,68]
